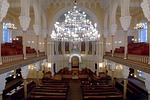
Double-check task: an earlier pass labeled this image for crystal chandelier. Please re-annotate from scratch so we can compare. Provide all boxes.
[134,23,144,30]
[51,3,100,43]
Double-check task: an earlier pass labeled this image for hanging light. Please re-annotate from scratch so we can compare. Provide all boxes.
[51,1,100,44]
[6,0,17,30]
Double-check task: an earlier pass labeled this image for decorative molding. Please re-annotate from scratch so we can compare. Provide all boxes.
[19,16,31,31]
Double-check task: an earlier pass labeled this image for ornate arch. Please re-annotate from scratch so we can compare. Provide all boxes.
[69,54,82,63]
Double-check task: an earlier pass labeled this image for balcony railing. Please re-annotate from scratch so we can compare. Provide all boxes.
[2,52,45,64]
[105,52,149,64]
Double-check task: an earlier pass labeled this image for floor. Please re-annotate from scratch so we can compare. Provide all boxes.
[67,80,83,100]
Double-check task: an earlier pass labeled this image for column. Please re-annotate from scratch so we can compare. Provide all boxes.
[103,29,108,55]
[120,16,132,59]
[36,35,39,57]
[0,22,2,65]
[110,61,116,86]
[79,63,82,71]
[111,35,114,57]
[19,16,31,59]
[35,61,41,85]
[23,31,27,59]
[21,66,29,99]
[42,30,47,55]
[148,22,150,64]
[122,65,129,99]
[145,73,150,100]
[92,41,95,55]
[0,73,8,100]
[86,42,89,54]
[124,30,127,59]
[33,24,41,57]
[69,63,71,71]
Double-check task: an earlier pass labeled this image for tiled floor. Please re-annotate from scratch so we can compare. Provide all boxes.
[67,80,83,100]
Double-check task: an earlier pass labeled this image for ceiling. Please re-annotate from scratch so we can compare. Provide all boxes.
[7,0,143,17]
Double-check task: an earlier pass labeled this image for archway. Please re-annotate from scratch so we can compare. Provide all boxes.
[71,56,79,68]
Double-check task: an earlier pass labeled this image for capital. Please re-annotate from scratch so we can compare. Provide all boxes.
[122,65,129,78]
[33,24,41,35]
[120,16,132,31]
[0,0,9,22]
[19,16,31,31]
[110,24,117,35]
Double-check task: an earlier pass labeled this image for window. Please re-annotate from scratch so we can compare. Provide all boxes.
[81,42,85,51]
[139,22,147,42]
[2,22,12,43]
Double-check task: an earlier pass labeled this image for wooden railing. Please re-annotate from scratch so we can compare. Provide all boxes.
[105,52,149,64]
[2,52,45,64]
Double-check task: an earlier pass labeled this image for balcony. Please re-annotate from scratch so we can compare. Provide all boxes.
[104,52,150,74]
[0,52,47,74]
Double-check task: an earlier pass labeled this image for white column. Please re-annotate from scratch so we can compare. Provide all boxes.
[61,42,65,54]
[0,22,2,65]
[110,24,117,57]
[33,24,41,57]
[145,73,150,100]
[0,72,8,100]
[92,41,95,55]
[103,29,108,55]
[86,42,89,54]
[120,16,132,59]
[42,29,47,55]
[35,61,41,85]
[148,22,150,64]
[0,0,10,64]
[79,63,82,71]
[110,61,116,86]
[122,65,129,99]
[69,63,71,71]
[21,66,29,99]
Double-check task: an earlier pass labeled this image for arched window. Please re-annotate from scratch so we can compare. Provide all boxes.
[65,42,69,51]
[139,22,147,42]
[58,41,62,54]
[89,41,92,52]
[2,22,12,43]
[81,42,85,51]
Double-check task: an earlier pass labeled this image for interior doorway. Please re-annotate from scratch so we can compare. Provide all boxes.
[71,56,79,68]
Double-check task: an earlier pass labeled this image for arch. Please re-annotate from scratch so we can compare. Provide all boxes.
[41,11,47,29]
[69,54,82,63]
[49,5,102,34]
[31,1,41,25]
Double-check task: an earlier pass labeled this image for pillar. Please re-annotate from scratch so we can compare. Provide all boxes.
[145,73,150,100]
[0,0,9,65]
[0,73,8,100]
[69,63,71,71]
[79,63,82,71]
[36,35,39,57]
[23,31,27,59]
[33,24,41,57]
[21,66,29,99]
[120,16,132,59]
[148,22,150,64]
[110,61,116,86]
[35,61,41,85]
[124,30,128,59]
[42,29,47,55]
[103,29,108,55]
[19,16,31,59]
[122,65,129,99]
[111,35,114,57]
[0,22,2,65]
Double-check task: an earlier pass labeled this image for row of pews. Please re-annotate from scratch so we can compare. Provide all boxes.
[81,80,123,100]
[28,79,70,100]
[4,80,36,100]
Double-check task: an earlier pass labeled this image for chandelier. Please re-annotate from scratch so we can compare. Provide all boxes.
[134,23,144,30]
[51,3,100,43]
[6,23,17,29]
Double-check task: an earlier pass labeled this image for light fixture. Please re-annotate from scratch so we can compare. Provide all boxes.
[51,1,100,44]
[134,0,144,30]
[6,0,17,30]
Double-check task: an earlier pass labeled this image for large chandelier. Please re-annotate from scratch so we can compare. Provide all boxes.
[51,3,100,43]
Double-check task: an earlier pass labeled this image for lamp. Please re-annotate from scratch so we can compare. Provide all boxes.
[6,0,17,30]
[51,0,100,44]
